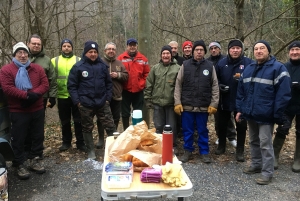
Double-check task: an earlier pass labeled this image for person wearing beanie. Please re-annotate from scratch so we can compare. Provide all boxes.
[214,39,253,162]
[169,41,185,66]
[96,42,128,149]
[68,40,116,160]
[0,42,49,180]
[236,40,291,185]
[51,38,86,153]
[144,45,181,155]
[174,39,219,164]
[182,40,193,60]
[117,38,150,131]
[24,34,57,159]
[207,41,236,147]
[273,41,300,173]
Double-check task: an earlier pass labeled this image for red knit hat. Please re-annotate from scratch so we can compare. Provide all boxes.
[182,41,193,51]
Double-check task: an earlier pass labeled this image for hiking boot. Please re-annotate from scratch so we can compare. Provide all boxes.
[229,139,237,147]
[180,151,192,163]
[17,164,30,180]
[77,144,87,152]
[173,147,179,156]
[236,148,245,162]
[29,157,46,174]
[200,154,211,164]
[59,143,71,151]
[215,145,225,155]
[243,166,261,174]
[255,175,272,185]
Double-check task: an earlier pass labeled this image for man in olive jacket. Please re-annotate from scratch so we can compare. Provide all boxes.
[144,45,181,154]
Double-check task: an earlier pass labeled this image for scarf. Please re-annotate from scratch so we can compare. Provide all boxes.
[13,58,32,91]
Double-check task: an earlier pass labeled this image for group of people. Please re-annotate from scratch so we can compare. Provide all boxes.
[0,35,299,186]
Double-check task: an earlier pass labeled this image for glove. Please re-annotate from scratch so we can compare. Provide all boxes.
[48,97,56,108]
[219,84,229,93]
[161,162,187,187]
[292,83,300,91]
[145,100,153,109]
[21,92,40,108]
[174,104,183,115]
[207,106,217,115]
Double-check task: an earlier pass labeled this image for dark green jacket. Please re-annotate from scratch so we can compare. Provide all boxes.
[144,60,180,106]
[29,49,57,98]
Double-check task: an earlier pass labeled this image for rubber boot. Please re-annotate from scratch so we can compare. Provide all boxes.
[273,135,285,170]
[82,132,96,160]
[96,120,104,149]
[292,138,300,172]
[236,147,245,162]
[114,120,119,132]
[122,117,130,131]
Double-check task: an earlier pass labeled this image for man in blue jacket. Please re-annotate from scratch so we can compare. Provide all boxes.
[273,41,300,172]
[236,40,291,185]
[67,41,115,160]
[215,39,253,162]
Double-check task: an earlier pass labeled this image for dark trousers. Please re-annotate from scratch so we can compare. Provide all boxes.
[214,111,236,141]
[58,97,84,146]
[97,99,121,132]
[153,104,177,147]
[218,110,247,149]
[121,90,144,118]
[10,109,45,166]
[276,113,300,139]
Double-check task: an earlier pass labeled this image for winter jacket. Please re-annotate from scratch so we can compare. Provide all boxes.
[144,60,180,106]
[67,56,112,108]
[0,62,49,112]
[206,53,226,66]
[29,49,57,99]
[102,56,128,101]
[284,59,300,115]
[117,51,150,93]
[174,58,219,112]
[216,55,253,111]
[236,56,291,124]
[173,53,185,66]
[51,55,80,99]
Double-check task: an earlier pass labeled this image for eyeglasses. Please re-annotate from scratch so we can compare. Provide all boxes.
[194,48,205,52]
[16,51,28,56]
[30,43,41,46]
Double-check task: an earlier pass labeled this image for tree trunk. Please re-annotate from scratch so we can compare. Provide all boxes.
[138,0,151,126]
[234,0,244,41]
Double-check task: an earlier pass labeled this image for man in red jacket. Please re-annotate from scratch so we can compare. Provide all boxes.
[117,38,150,130]
[0,42,49,180]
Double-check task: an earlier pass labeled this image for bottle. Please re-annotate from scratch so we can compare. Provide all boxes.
[162,125,173,165]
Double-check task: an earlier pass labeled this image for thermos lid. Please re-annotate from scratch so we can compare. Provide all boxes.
[163,125,172,131]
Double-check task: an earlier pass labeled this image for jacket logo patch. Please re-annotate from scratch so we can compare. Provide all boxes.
[82,71,88,77]
[239,65,244,69]
[116,66,121,71]
[203,69,209,76]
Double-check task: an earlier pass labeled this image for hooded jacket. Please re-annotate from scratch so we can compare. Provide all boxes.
[67,55,112,108]
[236,56,291,124]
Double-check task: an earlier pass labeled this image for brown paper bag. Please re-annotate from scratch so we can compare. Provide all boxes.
[108,121,149,161]
[138,133,162,154]
[127,150,162,171]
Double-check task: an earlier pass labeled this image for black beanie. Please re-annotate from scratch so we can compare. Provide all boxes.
[288,41,300,50]
[61,38,73,49]
[161,45,172,55]
[83,40,98,55]
[228,39,243,49]
[254,40,271,53]
[192,40,207,54]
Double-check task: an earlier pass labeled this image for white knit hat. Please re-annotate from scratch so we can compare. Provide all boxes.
[13,42,29,56]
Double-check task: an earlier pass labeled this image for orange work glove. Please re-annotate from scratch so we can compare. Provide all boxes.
[208,106,217,115]
[174,104,183,115]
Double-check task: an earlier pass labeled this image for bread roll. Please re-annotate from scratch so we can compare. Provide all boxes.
[132,156,148,167]
[140,139,154,146]
[123,153,133,162]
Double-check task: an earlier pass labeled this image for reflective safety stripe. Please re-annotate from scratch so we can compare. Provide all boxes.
[121,59,132,62]
[243,71,290,85]
[274,71,290,85]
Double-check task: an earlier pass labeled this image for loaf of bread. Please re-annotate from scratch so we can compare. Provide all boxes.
[140,139,154,146]
[132,156,148,167]
[123,153,133,162]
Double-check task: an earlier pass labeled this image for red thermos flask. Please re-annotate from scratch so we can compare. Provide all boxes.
[162,125,173,165]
